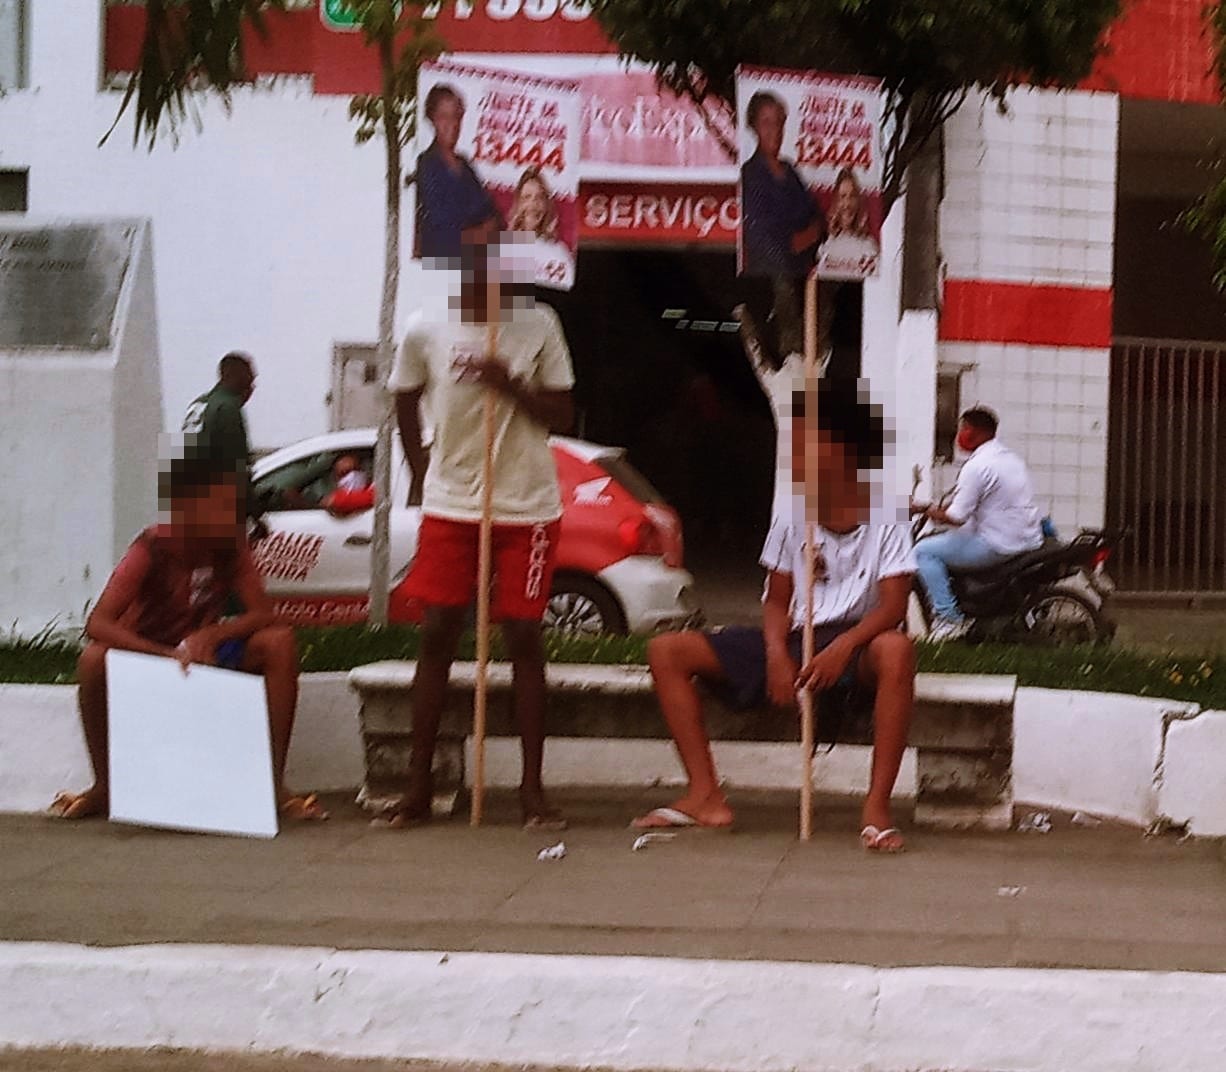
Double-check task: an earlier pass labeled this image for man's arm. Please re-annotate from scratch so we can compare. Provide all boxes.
[395,388,428,505]
[84,544,178,659]
[924,458,985,527]
[468,358,574,433]
[502,381,574,434]
[763,569,799,708]
[794,574,912,692]
[177,549,277,667]
[923,503,965,527]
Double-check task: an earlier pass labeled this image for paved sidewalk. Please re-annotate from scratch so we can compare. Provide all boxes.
[2,789,1224,973]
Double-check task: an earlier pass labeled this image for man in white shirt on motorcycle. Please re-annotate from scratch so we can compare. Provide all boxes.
[912,407,1044,642]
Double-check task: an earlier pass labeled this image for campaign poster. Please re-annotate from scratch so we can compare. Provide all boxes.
[415,60,582,290]
[735,65,885,282]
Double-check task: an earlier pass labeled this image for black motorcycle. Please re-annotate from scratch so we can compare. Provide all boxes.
[910,514,1120,645]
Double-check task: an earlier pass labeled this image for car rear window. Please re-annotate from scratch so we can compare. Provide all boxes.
[598,455,664,504]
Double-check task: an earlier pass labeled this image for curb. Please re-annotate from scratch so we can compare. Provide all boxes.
[4,677,1226,835]
[3,942,1226,1071]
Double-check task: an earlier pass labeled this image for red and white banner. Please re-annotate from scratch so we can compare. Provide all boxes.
[579,183,738,245]
[416,60,582,289]
[736,65,884,281]
[582,71,734,172]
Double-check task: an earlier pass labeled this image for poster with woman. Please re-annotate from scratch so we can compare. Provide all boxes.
[415,60,582,290]
[735,65,885,282]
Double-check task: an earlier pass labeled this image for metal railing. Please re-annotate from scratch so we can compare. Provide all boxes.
[1109,337,1226,595]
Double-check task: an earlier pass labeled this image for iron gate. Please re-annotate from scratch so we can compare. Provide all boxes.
[1109,337,1226,594]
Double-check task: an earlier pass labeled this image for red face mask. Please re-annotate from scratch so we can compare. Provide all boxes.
[956,427,978,454]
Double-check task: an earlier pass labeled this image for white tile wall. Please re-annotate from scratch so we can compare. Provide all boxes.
[938,342,1111,532]
[942,88,1119,290]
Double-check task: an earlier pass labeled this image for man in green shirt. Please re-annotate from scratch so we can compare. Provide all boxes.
[183,352,256,517]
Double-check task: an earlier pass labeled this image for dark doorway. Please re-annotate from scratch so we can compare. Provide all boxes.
[538,248,865,578]
[540,249,775,560]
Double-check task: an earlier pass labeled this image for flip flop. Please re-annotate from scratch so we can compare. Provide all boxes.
[47,791,106,821]
[860,825,905,854]
[279,793,329,822]
[369,801,431,830]
[523,812,569,832]
[630,806,733,832]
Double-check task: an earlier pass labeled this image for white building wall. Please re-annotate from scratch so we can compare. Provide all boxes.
[3,0,430,451]
[939,88,1119,534]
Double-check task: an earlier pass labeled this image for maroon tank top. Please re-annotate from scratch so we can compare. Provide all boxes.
[130,528,239,648]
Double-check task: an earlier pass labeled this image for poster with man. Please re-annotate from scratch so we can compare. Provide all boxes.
[415,60,582,290]
[736,65,885,282]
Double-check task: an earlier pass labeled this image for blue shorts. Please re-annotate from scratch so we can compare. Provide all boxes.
[702,623,874,741]
[215,638,247,671]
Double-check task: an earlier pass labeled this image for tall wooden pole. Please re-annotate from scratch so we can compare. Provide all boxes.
[799,271,820,841]
[471,279,499,827]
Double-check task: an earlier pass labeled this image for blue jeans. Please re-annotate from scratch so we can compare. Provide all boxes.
[915,531,1014,622]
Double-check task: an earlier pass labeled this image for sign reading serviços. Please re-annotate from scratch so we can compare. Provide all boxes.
[321,0,594,32]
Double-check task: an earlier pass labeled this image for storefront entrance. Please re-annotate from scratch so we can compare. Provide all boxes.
[542,246,864,572]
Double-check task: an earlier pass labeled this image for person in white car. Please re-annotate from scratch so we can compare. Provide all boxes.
[912,407,1044,642]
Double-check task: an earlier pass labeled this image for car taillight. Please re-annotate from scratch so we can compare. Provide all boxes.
[1090,546,1112,570]
[618,517,664,557]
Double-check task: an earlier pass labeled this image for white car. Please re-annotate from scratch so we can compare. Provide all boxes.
[248,429,698,635]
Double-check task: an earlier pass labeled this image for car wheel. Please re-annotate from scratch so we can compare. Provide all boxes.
[544,576,627,636]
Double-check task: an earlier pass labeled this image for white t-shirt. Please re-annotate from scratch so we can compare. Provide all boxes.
[946,439,1044,555]
[760,504,917,629]
[389,303,575,524]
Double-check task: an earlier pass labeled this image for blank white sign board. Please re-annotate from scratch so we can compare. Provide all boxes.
[107,650,279,838]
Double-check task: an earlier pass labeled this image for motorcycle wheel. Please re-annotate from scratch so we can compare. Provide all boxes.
[1022,590,1109,645]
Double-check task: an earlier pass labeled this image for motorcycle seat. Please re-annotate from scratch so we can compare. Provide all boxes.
[949,536,1065,577]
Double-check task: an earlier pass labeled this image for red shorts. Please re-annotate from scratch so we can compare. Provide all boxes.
[403,515,561,621]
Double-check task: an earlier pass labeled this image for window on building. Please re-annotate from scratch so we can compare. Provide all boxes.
[0,169,28,211]
[0,0,27,90]
[934,369,963,464]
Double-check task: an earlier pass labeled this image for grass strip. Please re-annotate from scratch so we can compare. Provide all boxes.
[2,628,1222,709]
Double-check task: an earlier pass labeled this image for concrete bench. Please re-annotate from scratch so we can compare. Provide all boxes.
[347,662,1018,831]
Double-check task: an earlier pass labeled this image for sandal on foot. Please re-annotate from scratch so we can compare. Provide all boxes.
[369,800,431,830]
[48,791,106,821]
[279,793,329,821]
[630,806,733,832]
[860,825,905,853]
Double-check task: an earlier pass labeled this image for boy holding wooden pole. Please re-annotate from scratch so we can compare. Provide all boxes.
[388,241,575,830]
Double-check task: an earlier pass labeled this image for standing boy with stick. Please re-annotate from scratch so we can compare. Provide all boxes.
[632,378,916,852]
[388,242,575,830]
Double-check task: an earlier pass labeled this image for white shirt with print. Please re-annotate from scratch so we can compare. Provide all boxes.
[945,439,1044,555]
[389,302,575,524]
[760,503,917,630]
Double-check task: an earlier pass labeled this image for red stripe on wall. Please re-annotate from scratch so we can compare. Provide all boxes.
[940,280,1114,349]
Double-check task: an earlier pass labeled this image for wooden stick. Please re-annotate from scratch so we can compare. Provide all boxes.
[471,302,499,827]
[799,271,819,841]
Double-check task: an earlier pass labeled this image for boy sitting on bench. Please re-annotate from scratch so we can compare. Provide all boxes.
[633,378,916,852]
[50,457,326,822]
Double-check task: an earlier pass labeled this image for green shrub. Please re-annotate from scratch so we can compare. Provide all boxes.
[2,627,1224,710]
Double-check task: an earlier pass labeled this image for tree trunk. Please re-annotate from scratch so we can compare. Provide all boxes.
[901,121,944,313]
[368,21,401,627]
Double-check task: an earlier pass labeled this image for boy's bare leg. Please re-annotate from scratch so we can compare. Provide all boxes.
[242,625,299,791]
[52,643,111,818]
[404,605,467,818]
[858,631,915,847]
[635,631,734,828]
[503,618,562,825]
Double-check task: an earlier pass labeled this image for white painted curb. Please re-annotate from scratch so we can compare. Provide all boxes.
[2,942,1225,1072]
[4,677,1226,835]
